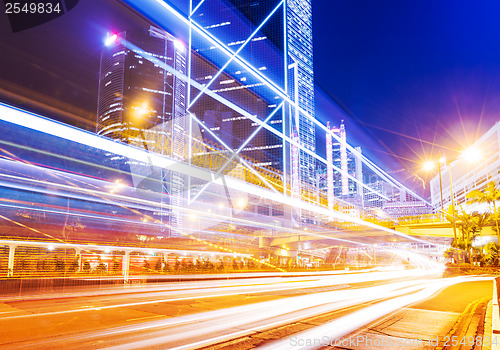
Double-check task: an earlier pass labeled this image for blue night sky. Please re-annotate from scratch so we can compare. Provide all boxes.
[312,0,500,190]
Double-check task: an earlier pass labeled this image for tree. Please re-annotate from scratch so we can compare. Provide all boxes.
[467,181,500,243]
[162,260,170,273]
[448,206,489,263]
[69,258,79,272]
[96,262,107,274]
[444,247,456,262]
[484,242,500,266]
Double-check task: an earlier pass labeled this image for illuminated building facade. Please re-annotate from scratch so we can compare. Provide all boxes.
[97,26,187,237]
[188,50,284,170]
[189,0,317,188]
[109,0,323,226]
[97,26,186,144]
[285,0,317,195]
[325,121,363,202]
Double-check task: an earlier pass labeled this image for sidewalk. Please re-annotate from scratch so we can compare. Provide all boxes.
[327,279,493,350]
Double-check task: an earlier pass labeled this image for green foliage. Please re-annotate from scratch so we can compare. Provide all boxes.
[111,258,120,272]
[163,260,170,273]
[467,181,500,208]
[467,181,500,240]
[443,248,455,260]
[96,262,107,273]
[446,204,489,262]
[69,258,79,272]
[484,242,500,266]
[55,259,65,272]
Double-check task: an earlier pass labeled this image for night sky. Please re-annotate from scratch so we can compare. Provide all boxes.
[312,0,500,191]
[1,0,499,196]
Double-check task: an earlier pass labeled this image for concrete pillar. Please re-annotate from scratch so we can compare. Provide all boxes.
[7,245,16,277]
[122,251,130,282]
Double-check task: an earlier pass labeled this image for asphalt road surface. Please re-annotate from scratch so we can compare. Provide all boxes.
[0,264,489,349]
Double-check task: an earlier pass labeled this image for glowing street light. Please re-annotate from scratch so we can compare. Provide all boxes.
[461,146,482,163]
[236,198,247,209]
[423,161,435,172]
[423,147,482,242]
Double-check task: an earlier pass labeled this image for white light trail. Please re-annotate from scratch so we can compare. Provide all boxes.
[0,103,435,244]
[260,276,491,350]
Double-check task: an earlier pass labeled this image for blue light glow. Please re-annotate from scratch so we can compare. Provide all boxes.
[105,33,118,46]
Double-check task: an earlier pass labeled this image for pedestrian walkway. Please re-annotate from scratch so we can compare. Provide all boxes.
[327,279,492,350]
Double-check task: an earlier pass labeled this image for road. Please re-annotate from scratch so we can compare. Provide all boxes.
[0,265,490,350]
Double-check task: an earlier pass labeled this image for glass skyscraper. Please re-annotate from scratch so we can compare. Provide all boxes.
[97,26,188,237]
[101,0,319,224]
[97,26,186,145]
[286,0,316,192]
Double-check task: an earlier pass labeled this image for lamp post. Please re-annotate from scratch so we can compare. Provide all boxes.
[423,147,481,245]
[446,160,458,243]
[437,162,444,220]
[424,159,458,243]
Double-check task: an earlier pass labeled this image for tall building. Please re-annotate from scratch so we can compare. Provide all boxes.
[188,52,284,170]
[187,0,285,174]
[104,1,319,226]
[189,0,317,191]
[285,0,316,196]
[97,26,187,237]
[97,26,186,144]
[325,121,363,201]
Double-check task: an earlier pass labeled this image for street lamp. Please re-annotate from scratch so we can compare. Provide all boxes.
[423,147,482,243]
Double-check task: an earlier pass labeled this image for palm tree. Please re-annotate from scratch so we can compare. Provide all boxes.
[443,247,457,263]
[484,242,500,266]
[448,206,489,263]
[467,181,500,243]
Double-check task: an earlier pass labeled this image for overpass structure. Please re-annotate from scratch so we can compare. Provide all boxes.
[0,103,437,253]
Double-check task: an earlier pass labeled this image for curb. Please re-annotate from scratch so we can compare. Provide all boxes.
[492,277,500,350]
[435,296,490,350]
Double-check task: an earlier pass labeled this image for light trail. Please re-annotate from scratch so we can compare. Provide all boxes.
[0,157,388,247]
[0,269,434,321]
[0,268,452,350]
[260,276,492,350]
[0,103,437,246]
[81,276,445,349]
